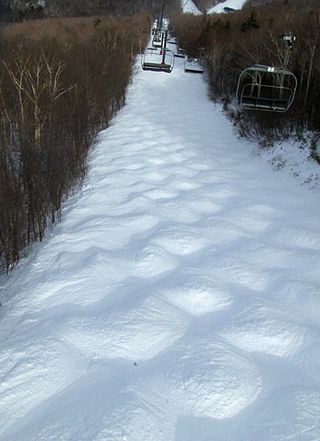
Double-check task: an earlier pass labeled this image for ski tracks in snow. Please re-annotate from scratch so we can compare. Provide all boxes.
[1,57,320,440]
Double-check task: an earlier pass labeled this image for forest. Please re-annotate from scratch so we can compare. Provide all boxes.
[0,0,183,273]
[0,0,181,22]
[0,14,151,271]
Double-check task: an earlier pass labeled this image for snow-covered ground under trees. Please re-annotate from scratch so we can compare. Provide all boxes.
[1,50,320,441]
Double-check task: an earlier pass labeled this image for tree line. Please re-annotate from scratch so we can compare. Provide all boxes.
[0,14,150,271]
[172,0,320,146]
[0,0,181,22]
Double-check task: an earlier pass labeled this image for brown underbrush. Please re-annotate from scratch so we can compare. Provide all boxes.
[0,14,150,271]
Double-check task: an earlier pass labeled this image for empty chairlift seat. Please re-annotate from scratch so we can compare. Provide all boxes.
[152,29,164,49]
[142,48,174,73]
[184,57,204,74]
[236,65,297,112]
[175,48,186,59]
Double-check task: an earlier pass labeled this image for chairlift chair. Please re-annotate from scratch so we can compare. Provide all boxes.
[236,64,297,112]
[152,30,163,49]
[236,33,297,112]
[174,48,186,59]
[184,57,204,74]
[153,28,170,52]
[153,19,159,28]
[161,18,169,31]
[152,21,158,35]
[142,48,174,73]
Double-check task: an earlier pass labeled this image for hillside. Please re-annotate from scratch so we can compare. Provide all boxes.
[1,43,320,441]
[0,0,180,21]
[0,3,320,440]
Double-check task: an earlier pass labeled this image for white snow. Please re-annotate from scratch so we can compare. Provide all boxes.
[208,0,247,13]
[181,0,202,15]
[257,138,320,189]
[143,50,164,64]
[1,43,320,441]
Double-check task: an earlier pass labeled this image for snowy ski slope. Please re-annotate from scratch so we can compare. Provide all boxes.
[0,50,320,441]
[208,0,247,13]
[181,0,202,14]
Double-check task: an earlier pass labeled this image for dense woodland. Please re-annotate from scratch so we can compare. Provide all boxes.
[173,0,320,145]
[0,14,150,271]
[0,0,182,273]
[0,0,181,22]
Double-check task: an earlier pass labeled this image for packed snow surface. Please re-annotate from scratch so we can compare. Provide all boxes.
[1,47,320,441]
[181,0,202,15]
[208,0,246,13]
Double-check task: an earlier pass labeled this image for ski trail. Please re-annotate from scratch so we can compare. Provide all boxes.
[0,55,320,441]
